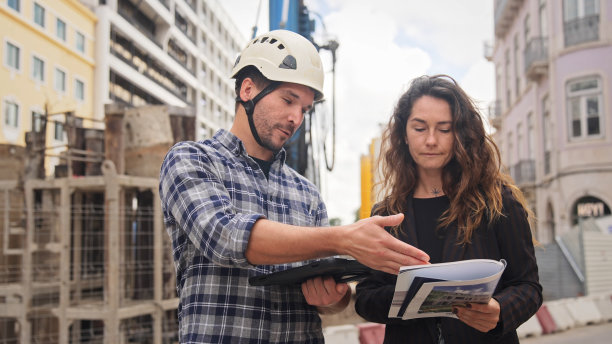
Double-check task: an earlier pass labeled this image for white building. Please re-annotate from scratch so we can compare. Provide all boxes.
[489,0,612,244]
[81,0,243,139]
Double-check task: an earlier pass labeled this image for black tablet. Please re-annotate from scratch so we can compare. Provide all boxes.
[249,258,373,286]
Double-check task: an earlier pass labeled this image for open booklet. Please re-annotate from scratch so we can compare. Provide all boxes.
[388,259,507,320]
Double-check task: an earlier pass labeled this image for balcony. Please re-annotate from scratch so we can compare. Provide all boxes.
[483,41,494,61]
[118,0,161,47]
[564,14,599,47]
[524,36,548,81]
[487,100,502,130]
[494,0,523,38]
[511,159,536,186]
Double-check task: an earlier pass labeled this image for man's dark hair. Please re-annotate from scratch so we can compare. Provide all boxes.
[234,66,272,110]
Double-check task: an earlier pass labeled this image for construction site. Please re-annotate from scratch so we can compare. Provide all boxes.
[0,104,196,343]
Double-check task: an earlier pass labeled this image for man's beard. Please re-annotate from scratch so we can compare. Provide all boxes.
[255,117,296,153]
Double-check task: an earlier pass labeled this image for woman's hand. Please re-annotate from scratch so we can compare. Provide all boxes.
[453,298,501,332]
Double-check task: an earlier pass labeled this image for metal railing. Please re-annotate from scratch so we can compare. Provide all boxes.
[511,159,536,185]
[564,14,600,47]
[524,36,548,73]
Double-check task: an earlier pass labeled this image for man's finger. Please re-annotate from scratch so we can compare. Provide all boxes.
[372,213,404,227]
[385,237,430,264]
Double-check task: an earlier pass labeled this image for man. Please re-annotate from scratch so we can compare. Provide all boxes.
[159,30,429,343]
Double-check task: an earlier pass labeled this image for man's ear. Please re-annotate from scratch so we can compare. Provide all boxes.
[239,77,256,102]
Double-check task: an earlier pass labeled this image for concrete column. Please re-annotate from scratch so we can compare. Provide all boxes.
[93,7,112,122]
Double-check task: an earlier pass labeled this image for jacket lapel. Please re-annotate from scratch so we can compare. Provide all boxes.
[441,224,467,262]
[400,196,419,246]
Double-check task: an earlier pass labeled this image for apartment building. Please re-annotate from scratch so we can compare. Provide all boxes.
[1,0,96,174]
[81,0,243,140]
[489,0,612,244]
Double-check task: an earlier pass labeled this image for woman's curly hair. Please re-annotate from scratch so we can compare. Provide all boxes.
[375,75,532,244]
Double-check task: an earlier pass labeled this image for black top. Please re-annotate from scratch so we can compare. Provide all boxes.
[251,156,273,179]
[413,196,450,264]
[354,188,542,344]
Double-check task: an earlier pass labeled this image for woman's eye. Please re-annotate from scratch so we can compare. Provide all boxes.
[283,98,291,104]
[440,129,451,133]
[414,128,425,132]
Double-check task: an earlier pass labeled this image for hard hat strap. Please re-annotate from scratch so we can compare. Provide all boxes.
[239,81,281,147]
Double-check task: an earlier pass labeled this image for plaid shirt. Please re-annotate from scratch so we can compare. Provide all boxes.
[159,129,328,343]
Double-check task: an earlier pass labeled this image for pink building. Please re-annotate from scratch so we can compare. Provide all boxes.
[489,0,612,244]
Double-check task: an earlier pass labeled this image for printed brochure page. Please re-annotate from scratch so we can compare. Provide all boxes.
[388,259,507,320]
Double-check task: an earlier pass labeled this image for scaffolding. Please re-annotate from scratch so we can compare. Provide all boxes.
[1,104,193,343]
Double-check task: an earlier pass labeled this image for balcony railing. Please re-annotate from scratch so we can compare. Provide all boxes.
[524,36,548,80]
[511,159,536,185]
[483,41,494,61]
[494,0,522,38]
[487,100,502,129]
[117,1,161,47]
[564,14,599,47]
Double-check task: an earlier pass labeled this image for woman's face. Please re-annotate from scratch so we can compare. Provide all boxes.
[405,95,455,175]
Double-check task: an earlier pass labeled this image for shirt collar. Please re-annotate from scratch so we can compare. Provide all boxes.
[214,129,287,164]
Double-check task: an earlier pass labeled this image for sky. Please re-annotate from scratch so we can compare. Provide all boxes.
[219,0,496,225]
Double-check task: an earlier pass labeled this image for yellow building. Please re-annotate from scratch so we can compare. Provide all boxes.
[1,0,96,175]
[360,137,382,219]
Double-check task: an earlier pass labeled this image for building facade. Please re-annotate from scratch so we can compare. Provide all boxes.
[489,0,612,244]
[1,0,96,174]
[81,0,242,141]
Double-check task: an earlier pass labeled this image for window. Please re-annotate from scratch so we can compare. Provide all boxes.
[539,0,548,37]
[542,96,552,174]
[33,2,45,28]
[4,99,19,128]
[567,76,603,140]
[32,110,44,132]
[56,18,66,41]
[75,31,85,53]
[506,131,513,167]
[513,34,520,97]
[54,121,64,141]
[517,123,524,161]
[524,14,531,42]
[55,68,66,92]
[8,0,20,12]
[74,79,84,101]
[527,113,535,160]
[563,0,600,46]
[32,55,44,82]
[505,49,511,109]
[5,41,20,71]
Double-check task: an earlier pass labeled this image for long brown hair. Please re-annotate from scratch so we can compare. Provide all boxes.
[376,75,532,244]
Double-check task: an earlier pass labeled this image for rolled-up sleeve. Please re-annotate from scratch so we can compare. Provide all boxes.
[160,142,262,268]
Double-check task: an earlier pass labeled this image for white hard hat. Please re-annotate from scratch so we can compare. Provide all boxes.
[231,30,324,101]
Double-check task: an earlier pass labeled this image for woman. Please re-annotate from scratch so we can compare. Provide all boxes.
[354,75,542,343]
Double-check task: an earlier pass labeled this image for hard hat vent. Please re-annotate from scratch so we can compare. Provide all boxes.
[279,55,297,70]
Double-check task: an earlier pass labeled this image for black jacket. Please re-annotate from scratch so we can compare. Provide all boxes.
[355,188,542,344]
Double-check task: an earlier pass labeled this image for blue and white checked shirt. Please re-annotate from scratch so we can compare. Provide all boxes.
[159,129,329,343]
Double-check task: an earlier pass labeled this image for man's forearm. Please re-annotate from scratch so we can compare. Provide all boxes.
[245,219,345,265]
[245,214,430,275]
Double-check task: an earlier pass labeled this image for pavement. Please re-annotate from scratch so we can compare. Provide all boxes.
[520,321,612,343]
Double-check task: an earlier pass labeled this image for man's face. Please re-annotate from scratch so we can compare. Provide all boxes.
[252,82,315,153]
